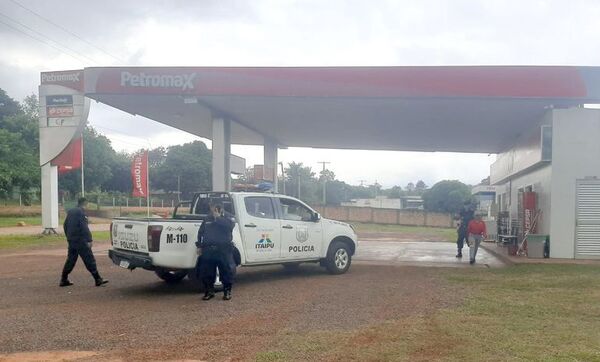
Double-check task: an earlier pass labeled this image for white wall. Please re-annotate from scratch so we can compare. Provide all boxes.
[550,108,600,258]
[507,164,553,235]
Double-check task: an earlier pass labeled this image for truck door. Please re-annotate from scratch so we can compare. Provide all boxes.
[276,197,323,260]
[239,196,281,262]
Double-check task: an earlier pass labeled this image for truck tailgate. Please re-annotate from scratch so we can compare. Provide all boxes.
[112,220,149,253]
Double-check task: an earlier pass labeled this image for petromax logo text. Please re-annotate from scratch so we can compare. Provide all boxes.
[42,72,81,83]
[120,71,196,91]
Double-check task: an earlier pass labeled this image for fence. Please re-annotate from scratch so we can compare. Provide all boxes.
[91,195,181,209]
[312,206,454,228]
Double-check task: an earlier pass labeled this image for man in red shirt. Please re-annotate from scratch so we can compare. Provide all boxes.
[467,213,487,265]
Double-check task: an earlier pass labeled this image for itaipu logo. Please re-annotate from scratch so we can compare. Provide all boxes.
[256,234,274,249]
[120,71,196,91]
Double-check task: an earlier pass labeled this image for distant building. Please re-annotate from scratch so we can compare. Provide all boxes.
[471,185,502,214]
[341,195,423,210]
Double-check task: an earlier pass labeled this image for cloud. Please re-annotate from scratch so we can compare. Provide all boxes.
[2,0,600,187]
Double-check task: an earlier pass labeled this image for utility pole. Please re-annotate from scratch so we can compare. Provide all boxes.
[177,175,181,202]
[318,161,331,205]
[359,180,367,187]
[297,170,301,199]
[279,162,285,195]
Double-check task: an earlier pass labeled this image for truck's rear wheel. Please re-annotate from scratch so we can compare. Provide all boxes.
[325,241,352,274]
[155,269,188,284]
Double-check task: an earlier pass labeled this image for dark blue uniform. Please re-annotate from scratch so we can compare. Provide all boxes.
[196,214,236,292]
[61,207,100,280]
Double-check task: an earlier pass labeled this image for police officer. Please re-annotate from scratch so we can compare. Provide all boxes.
[196,201,236,301]
[455,201,475,258]
[60,198,108,287]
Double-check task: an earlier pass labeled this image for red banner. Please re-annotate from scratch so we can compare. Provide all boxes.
[131,151,148,197]
[51,137,82,175]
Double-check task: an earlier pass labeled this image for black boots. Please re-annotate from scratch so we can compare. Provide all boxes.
[60,273,107,287]
[202,288,231,301]
[92,272,109,286]
[59,279,73,287]
[456,250,463,258]
[202,290,215,301]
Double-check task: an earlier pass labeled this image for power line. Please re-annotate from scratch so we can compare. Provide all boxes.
[8,0,125,64]
[0,16,92,64]
[0,11,99,64]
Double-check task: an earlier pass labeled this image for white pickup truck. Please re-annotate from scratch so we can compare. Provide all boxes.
[108,192,358,288]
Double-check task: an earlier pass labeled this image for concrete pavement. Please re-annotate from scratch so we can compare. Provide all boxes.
[355,241,505,268]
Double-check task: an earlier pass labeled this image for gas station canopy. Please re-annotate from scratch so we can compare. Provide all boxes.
[79,66,600,153]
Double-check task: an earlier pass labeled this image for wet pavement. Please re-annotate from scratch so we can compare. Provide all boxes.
[355,240,505,268]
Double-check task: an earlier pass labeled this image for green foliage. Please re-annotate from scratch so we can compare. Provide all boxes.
[0,90,40,202]
[422,180,473,213]
[60,126,123,195]
[152,141,212,199]
[0,89,20,119]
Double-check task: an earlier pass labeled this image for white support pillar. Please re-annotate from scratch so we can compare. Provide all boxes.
[212,118,231,192]
[264,138,278,192]
[41,163,59,234]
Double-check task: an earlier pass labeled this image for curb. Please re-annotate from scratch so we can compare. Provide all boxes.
[480,242,515,266]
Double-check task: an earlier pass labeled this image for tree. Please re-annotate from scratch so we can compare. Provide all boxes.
[148,146,167,168]
[0,89,20,120]
[285,162,319,203]
[422,180,473,213]
[383,185,403,198]
[319,169,336,182]
[415,180,427,191]
[0,90,40,202]
[0,129,39,200]
[153,141,212,198]
[101,152,132,193]
[60,126,121,195]
[406,182,415,193]
[324,180,350,205]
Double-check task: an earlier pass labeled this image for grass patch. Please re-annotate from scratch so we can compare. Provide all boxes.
[0,230,110,249]
[353,222,456,241]
[0,216,43,227]
[254,264,600,361]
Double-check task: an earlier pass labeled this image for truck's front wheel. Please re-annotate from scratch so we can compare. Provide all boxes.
[325,241,352,274]
[155,269,188,284]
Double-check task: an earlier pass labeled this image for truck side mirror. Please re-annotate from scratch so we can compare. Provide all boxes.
[312,212,321,222]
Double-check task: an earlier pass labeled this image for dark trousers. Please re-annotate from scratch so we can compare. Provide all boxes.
[198,250,235,291]
[457,226,468,250]
[62,242,99,279]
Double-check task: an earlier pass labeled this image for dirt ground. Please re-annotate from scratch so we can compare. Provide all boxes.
[0,241,461,362]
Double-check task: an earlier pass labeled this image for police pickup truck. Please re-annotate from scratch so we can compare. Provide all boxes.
[108,192,357,288]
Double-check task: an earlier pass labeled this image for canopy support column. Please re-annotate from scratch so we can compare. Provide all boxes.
[212,118,231,192]
[41,163,59,234]
[264,139,278,192]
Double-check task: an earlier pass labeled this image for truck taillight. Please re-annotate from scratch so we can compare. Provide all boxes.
[148,225,163,252]
[110,222,114,244]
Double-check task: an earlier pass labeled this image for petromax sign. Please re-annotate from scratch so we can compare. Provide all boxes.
[120,71,197,91]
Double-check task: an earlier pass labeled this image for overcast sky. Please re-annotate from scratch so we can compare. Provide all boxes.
[2,0,600,187]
